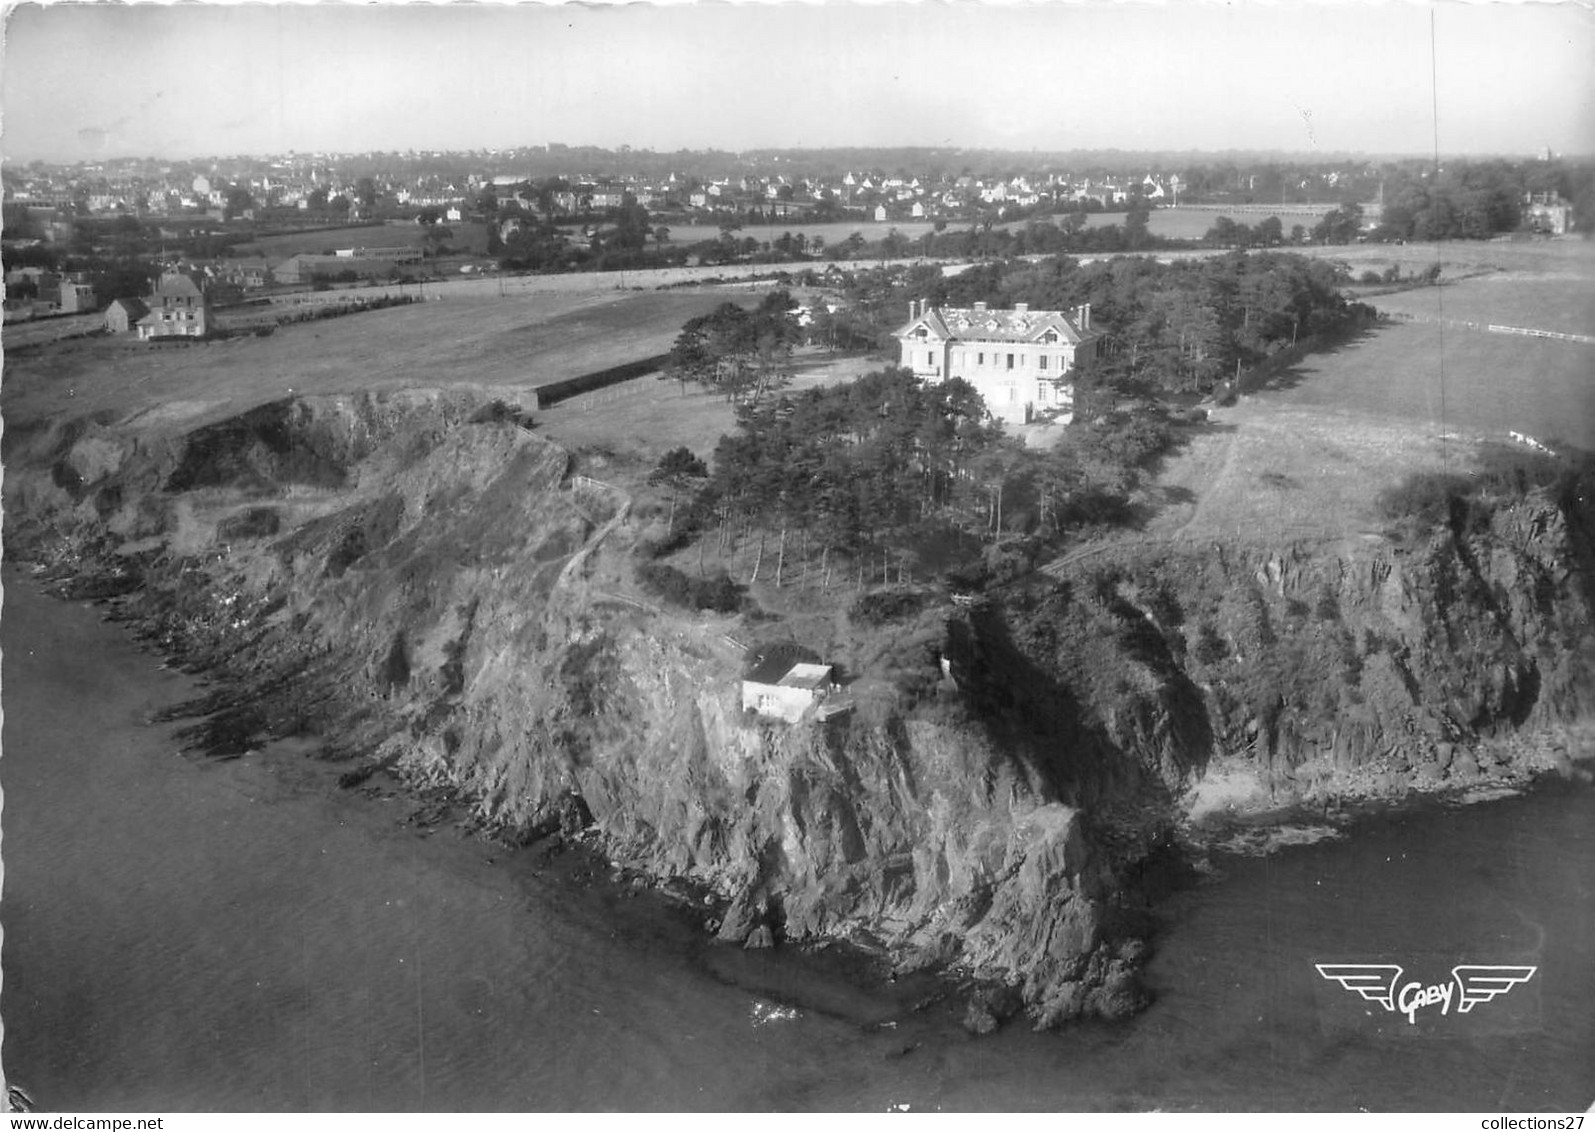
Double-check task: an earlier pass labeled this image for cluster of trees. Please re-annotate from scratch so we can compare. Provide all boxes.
[1310,203,1366,245]
[637,246,1381,594]
[1,222,165,305]
[654,367,1188,592]
[689,369,1006,587]
[1301,162,1593,244]
[825,250,1365,397]
[1372,180,1520,243]
[662,290,805,402]
[894,205,1163,260]
[1204,215,1293,248]
[1369,160,1593,242]
[1021,252,1365,395]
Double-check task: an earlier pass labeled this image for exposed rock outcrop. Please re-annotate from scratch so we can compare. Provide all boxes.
[7,392,1590,1028]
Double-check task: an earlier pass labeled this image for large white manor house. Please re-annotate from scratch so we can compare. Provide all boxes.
[894,299,1100,424]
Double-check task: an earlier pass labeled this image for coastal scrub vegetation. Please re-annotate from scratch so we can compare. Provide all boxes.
[1376,443,1595,542]
[643,250,1373,597]
[642,365,1180,594]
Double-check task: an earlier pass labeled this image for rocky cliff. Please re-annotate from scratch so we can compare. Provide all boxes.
[7,392,1591,1028]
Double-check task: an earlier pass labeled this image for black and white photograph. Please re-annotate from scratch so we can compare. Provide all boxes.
[1,0,1591,1117]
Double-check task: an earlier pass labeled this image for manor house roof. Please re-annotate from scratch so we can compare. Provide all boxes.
[897,302,1090,344]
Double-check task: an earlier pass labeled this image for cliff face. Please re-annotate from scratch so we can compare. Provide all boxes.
[983,491,1595,821]
[8,393,1591,1027]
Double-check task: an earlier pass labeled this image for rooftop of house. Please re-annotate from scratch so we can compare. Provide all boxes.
[152,271,205,299]
[744,652,832,688]
[897,301,1091,344]
[776,662,834,690]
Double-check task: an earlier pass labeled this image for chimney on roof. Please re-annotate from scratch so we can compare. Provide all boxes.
[1074,303,1091,330]
[1014,302,1028,314]
[973,301,988,312]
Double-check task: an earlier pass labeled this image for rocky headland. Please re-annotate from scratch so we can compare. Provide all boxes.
[7,389,1592,1029]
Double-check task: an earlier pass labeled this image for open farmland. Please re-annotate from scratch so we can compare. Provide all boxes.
[654,219,940,248]
[1305,234,1595,280]
[1084,205,1334,240]
[1141,332,1589,549]
[1137,241,1594,550]
[1260,320,1594,449]
[1,287,755,437]
[1370,273,1595,338]
[537,349,881,469]
[1142,400,1458,546]
[240,221,492,258]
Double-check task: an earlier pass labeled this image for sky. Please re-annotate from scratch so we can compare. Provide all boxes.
[2,0,1591,163]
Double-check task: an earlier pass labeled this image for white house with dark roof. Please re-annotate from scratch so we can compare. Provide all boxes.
[137,270,211,340]
[893,299,1100,424]
[741,654,838,723]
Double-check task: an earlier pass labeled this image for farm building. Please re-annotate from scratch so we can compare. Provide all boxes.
[742,654,839,723]
[893,299,1101,425]
[58,280,98,313]
[137,271,211,340]
[332,246,423,262]
[103,296,148,334]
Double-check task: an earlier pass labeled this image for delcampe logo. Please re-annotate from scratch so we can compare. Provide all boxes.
[1315,964,1538,1026]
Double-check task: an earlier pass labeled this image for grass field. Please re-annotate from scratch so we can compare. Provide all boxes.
[1130,236,1595,549]
[1303,235,1595,280]
[13,232,1585,551]
[1143,401,1457,545]
[1262,321,1594,449]
[241,222,492,259]
[537,349,880,471]
[1145,313,1592,548]
[1370,275,1595,337]
[1,288,754,437]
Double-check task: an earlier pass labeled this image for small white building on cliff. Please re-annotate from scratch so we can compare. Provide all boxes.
[742,656,838,723]
[894,299,1100,425]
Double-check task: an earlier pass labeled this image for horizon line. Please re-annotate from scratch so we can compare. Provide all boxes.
[7,144,1589,167]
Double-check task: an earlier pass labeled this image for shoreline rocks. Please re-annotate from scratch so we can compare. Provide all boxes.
[7,390,1590,1032]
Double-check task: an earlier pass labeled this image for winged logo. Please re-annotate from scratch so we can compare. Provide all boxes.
[1452,966,1538,1013]
[1314,964,1403,1012]
[1316,963,1536,1025]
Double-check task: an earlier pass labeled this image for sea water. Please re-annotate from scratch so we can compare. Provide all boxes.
[3,575,1590,1112]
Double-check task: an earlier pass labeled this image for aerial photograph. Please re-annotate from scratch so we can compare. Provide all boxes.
[1,0,1591,1117]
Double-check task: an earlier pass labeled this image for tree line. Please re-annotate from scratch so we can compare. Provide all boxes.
[819,250,1369,398]
[661,290,806,403]
[650,365,1188,596]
